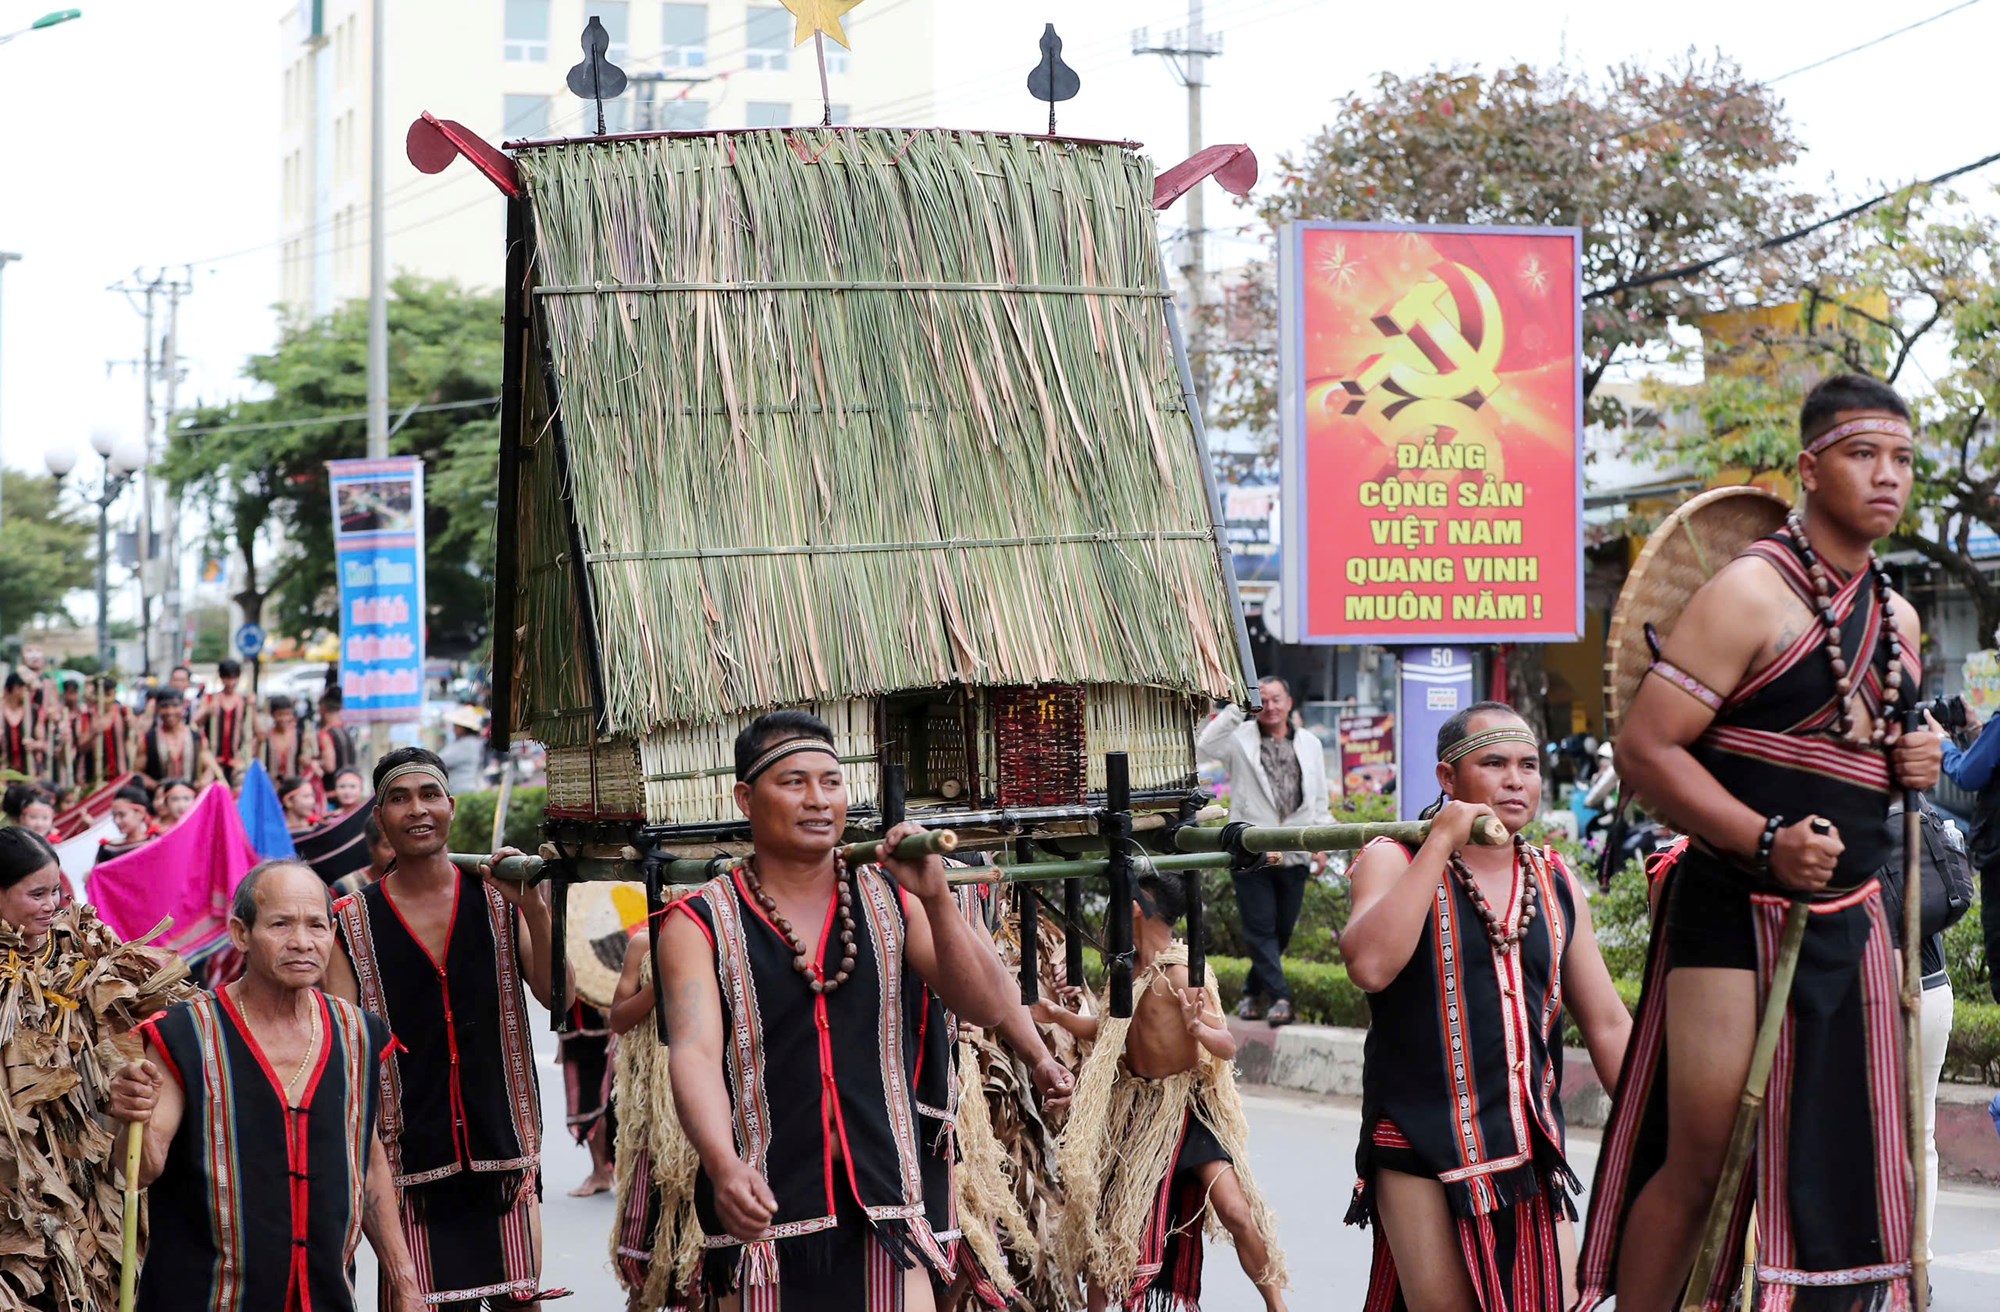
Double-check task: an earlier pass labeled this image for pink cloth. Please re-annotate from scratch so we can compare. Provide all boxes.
[89,782,259,964]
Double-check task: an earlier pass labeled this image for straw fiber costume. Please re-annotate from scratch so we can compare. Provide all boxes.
[334,874,545,1307]
[133,988,389,1312]
[669,863,953,1310]
[0,907,191,1310]
[946,903,1085,1312]
[609,941,703,1312]
[1345,838,1581,1312]
[1578,525,1919,1310]
[1056,944,1284,1312]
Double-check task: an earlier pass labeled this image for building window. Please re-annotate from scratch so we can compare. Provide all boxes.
[661,3,706,68]
[744,6,789,70]
[657,99,709,131]
[504,0,550,61]
[828,103,850,125]
[745,101,788,128]
[826,48,849,75]
[591,2,630,62]
[504,93,551,138]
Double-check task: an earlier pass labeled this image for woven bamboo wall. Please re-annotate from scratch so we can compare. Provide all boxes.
[1086,684,1201,793]
[636,699,880,827]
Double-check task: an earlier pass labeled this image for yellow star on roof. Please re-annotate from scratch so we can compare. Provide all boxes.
[781,0,863,48]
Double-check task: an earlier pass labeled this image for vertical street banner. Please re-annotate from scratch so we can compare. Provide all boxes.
[327,457,425,723]
[1337,712,1396,796]
[1395,646,1475,823]
[1277,222,1584,644]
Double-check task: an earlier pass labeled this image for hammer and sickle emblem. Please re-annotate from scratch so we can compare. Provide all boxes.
[1339,261,1506,418]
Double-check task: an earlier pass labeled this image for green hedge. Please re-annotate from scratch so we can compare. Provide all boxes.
[1199,953,1999,1085]
[447,786,546,854]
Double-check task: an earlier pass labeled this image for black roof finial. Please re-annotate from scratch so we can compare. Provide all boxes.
[1025,24,1080,136]
[567,17,629,136]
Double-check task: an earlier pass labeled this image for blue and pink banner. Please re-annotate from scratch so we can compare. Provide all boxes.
[328,456,426,724]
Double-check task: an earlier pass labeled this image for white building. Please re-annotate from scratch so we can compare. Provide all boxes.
[278,0,939,318]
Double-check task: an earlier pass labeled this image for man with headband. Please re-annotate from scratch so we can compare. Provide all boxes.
[324,746,564,1308]
[1340,701,1630,1309]
[654,708,1019,1311]
[1576,373,1942,1310]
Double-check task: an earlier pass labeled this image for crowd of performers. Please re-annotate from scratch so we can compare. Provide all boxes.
[0,373,1954,1311]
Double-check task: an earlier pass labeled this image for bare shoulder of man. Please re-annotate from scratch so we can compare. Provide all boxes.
[1658,552,1796,695]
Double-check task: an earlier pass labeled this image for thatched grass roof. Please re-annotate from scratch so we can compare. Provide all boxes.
[511,128,1248,744]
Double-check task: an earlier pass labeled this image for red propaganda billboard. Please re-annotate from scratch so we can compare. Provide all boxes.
[1276,222,1583,644]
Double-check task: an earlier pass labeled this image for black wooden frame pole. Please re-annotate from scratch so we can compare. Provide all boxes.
[645,855,668,1046]
[1183,867,1206,990]
[549,849,571,1033]
[1015,837,1040,1005]
[1064,875,1086,989]
[1105,751,1134,1018]
[882,762,907,834]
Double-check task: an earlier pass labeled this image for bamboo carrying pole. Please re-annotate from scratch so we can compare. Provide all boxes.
[1679,899,1811,1311]
[118,1120,142,1312]
[1901,707,1930,1310]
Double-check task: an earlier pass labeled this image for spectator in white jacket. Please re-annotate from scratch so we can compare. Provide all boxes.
[1196,675,1333,1026]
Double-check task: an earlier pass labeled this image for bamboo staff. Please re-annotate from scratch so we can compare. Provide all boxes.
[1901,709,1929,1310]
[449,827,961,886]
[118,1120,143,1312]
[1679,899,1810,1311]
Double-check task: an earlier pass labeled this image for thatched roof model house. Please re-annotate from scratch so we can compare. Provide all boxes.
[413,115,1258,844]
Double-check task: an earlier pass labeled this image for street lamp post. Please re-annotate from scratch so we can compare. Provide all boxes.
[45,428,141,673]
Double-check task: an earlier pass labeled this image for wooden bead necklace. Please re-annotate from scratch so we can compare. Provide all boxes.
[1786,513,1901,745]
[1446,835,1538,950]
[743,853,859,994]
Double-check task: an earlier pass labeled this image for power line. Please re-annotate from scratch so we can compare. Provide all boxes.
[1596,0,1986,145]
[1585,145,2000,301]
[173,395,499,439]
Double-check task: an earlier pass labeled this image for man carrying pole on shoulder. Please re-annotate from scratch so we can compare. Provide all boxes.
[1576,374,1942,1311]
[323,747,563,1309]
[655,709,1020,1311]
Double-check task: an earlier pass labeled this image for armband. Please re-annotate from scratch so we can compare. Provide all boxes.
[1647,659,1724,712]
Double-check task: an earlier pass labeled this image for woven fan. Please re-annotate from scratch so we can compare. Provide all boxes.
[1604,485,1791,734]
[565,880,651,1008]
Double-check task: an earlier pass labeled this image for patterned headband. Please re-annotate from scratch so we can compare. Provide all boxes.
[1441,726,1538,765]
[740,737,840,784]
[377,762,450,796]
[1803,415,1912,458]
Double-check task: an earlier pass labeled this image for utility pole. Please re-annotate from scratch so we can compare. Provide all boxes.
[366,0,391,765]
[109,267,193,678]
[1134,4,1222,414]
[0,251,19,652]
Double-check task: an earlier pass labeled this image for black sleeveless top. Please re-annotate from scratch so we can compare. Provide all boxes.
[674,865,950,1287]
[1352,840,1580,1222]
[136,989,388,1312]
[1693,530,1918,891]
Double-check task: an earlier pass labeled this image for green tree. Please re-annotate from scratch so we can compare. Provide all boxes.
[1219,56,1814,737]
[1656,188,2000,644]
[0,471,97,634]
[164,277,503,657]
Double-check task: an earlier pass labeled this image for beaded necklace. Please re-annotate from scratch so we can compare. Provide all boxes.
[1786,512,1902,746]
[1446,835,1538,950]
[742,853,859,995]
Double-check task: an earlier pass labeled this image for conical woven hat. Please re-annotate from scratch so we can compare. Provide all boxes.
[566,880,651,1008]
[1605,485,1791,735]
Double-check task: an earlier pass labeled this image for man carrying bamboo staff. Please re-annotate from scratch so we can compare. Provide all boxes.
[323,747,561,1309]
[1576,374,1942,1311]
[1341,701,1630,1310]
[655,710,1019,1311]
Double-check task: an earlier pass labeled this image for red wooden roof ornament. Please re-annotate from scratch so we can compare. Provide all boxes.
[1153,143,1257,210]
[406,111,523,198]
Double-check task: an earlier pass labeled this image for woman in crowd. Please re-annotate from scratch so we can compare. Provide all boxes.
[278,774,321,835]
[2,781,56,837]
[153,777,199,831]
[328,765,367,812]
[96,784,159,865]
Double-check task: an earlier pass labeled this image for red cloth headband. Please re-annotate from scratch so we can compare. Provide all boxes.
[1803,415,1912,458]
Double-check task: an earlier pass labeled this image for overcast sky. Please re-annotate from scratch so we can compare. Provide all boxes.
[1,0,1995,484]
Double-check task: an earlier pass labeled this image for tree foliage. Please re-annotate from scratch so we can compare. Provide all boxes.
[0,471,97,632]
[1655,188,2000,643]
[164,278,502,657]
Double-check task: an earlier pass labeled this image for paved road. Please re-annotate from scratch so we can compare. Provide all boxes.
[362,1014,2000,1309]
